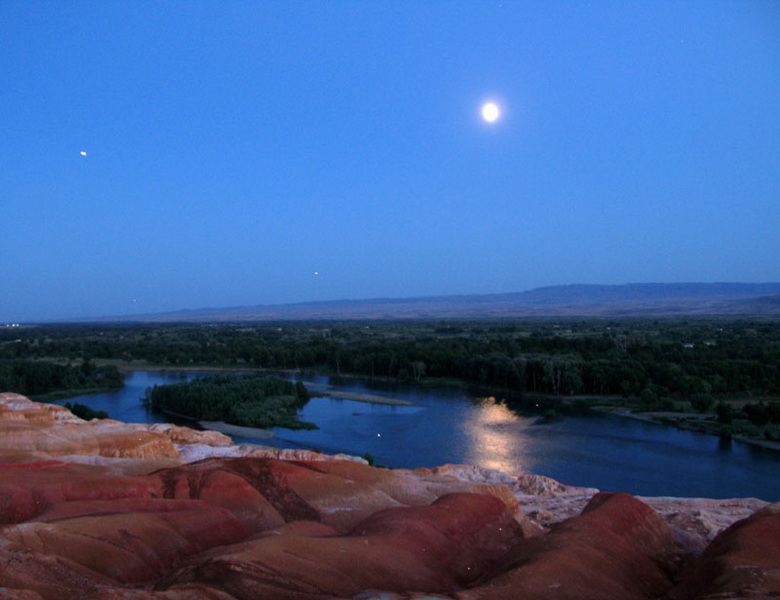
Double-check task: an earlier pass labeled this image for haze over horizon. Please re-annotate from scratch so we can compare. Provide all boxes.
[2,3,778,322]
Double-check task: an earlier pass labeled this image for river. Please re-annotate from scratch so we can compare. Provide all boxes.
[55,370,780,501]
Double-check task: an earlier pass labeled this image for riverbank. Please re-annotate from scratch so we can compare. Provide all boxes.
[114,361,460,393]
[304,385,415,406]
[593,406,780,453]
[116,363,417,407]
[195,387,415,441]
[37,369,780,498]
[114,361,780,453]
[199,420,276,439]
[31,386,121,402]
[150,373,415,439]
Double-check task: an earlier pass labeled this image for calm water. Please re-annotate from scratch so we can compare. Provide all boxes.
[57,370,780,501]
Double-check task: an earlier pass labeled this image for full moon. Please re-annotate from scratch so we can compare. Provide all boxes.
[481,102,500,122]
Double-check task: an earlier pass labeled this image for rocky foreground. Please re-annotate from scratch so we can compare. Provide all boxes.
[0,392,777,600]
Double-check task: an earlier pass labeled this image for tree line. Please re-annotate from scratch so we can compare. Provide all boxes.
[0,358,124,398]
[3,319,780,406]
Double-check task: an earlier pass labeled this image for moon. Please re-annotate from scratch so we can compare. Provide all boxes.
[481,102,500,123]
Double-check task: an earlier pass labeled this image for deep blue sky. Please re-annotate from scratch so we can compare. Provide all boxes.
[2,2,779,322]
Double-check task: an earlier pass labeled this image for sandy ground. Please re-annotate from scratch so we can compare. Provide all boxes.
[311,388,415,406]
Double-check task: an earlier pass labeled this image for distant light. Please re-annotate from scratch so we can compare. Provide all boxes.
[314,271,319,276]
[481,102,500,123]
[80,151,87,156]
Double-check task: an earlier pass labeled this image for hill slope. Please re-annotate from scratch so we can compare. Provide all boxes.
[103,282,780,322]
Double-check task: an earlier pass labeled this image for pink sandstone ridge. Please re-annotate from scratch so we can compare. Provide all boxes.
[0,392,776,600]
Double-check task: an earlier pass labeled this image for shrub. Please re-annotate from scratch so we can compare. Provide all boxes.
[64,402,109,420]
[716,402,735,424]
[690,393,715,414]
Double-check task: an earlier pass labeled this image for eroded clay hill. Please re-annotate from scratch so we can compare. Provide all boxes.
[0,392,777,600]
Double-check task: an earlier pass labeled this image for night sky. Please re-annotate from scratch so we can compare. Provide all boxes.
[2,2,778,322]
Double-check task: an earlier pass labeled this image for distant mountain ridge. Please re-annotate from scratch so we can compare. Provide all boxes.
[99,282,780,322]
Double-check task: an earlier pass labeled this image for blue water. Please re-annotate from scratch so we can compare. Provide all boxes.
[57,370,780,501]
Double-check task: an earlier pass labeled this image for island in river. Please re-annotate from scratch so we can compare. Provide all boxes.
[198,384,415,440]
[125,364,780,455]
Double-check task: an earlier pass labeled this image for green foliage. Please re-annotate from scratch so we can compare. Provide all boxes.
[690,393,715,414]
[3,319,780,402]
[716,402,736,424]
[742,402,770,426]
[8,321,780,448]
[146,373,316,430]
[0,359,124,397]
[64,402,109,420]
[639,387,659,411]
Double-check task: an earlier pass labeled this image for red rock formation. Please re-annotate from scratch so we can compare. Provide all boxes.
[457,492,689,600]
[3,502,248,584]
[0,394,776,600]
[158,493,523,600]
[0,461,159,525]
[669,502,780,599]
[149,458,309,534]
[145,457,540,536]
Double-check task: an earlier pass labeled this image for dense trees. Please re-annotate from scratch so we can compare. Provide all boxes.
[3,319,780,403]
[4,319,779,445]
[64,402,110,420]
[144,373,315,430]
[0,359,123,398]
